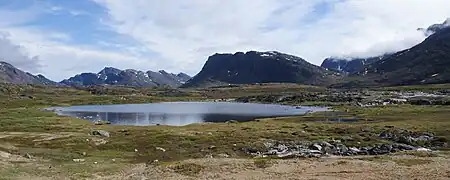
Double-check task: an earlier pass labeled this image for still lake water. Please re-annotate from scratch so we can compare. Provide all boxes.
[49,102,327,126]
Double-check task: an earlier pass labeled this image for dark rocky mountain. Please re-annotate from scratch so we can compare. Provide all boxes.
[321,55,389,74]
[0,61,58,85]
[61,67,191,88]
[348,22,450,86]
[182,51,339,88]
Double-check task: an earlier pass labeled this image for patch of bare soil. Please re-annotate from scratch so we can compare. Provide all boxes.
[98,155,450,180]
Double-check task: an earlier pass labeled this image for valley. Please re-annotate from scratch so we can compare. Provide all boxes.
[0,15,449,180]
[0,83,449,179]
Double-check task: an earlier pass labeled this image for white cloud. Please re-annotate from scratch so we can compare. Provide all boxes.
[0,27,157,81]
[92,0,450,74]
[0,33,41,73]
[1,0,450,82]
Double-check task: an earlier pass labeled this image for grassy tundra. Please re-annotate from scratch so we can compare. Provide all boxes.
[0,83,449,180]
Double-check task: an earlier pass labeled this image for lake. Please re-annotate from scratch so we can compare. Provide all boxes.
[48,102,327,126]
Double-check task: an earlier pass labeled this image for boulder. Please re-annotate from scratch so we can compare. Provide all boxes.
[91,130,111,137]
[309,144,322,151]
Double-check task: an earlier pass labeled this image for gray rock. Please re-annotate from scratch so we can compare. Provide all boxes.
[23,153,33,159]
[349,147,360,153]
[226,120,239,123]
[309,144,322,151]
[336,144,349,154]
[393,143,416,151]
[413,135,434,142]
[94,120,111,125]
[309,150,322,154]
[319,141,333,148]
[217,153,230,158]
[91,130,110,137]
[398,136,414,144]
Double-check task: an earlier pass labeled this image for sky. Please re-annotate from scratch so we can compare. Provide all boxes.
[0,0,449,81]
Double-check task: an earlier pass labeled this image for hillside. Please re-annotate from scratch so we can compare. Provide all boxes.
[321,55,388,74]
[0,61,58,85]
[357,25,450,86]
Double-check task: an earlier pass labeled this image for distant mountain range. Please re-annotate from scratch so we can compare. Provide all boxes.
[61,68,191,88]
[0,62,190,88]
[2,18,450,88]
[182,51,339,88]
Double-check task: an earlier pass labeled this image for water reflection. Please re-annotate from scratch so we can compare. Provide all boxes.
[52,102,327,126]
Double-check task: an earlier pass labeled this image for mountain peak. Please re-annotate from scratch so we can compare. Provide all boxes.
[0,61,59,85]
[420,18,450,36]
[183,51,338,88]
[62,67,191,88]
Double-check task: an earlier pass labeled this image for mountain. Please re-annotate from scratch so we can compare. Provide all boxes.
[419,18,450,36]
[347,21,450,86]
[321,55,389,74]
[61,67,191,88]
[0,61,58,85]
[182,51,339,88]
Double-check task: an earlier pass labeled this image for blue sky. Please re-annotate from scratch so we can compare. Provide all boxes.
[0,0,449,81]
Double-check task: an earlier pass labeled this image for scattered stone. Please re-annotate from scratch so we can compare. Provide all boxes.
[19,153,33,159]
[393,143,416,151]
[156,147,166,152]
[94,120,111,125]
[94,161,98,164]
[82,152,87,156]
[91,130,110,137]
[416,147,432,152]
[349,147,360,153]
[209,145,217,150]
[72,159,85,162]
[217,153,230,158]
[112,159,116,162]
[309,144,322,151]
[92,139,108,146]
[226,120,239,123]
